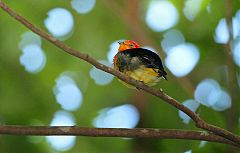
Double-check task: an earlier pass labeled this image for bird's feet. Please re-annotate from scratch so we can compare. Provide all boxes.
[136,80,145,90]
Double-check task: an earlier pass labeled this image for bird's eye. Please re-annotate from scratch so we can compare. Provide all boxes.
[129,44,134,47]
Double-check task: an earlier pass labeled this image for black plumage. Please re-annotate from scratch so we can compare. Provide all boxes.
[114,48,167,80]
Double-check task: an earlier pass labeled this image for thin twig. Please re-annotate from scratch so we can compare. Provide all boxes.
[0,125,237,146]
[0,1,240,145]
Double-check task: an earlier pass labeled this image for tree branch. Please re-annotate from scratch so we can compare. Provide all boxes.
[0,125,237,146]
[0,1,240,146]
[103,0,195,96]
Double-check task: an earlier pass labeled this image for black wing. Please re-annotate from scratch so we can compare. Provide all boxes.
[118,48,167,79]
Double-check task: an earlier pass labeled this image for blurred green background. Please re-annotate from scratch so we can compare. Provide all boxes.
[0,0,240,152]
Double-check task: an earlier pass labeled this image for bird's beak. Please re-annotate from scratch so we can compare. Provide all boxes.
[118,40,124,45]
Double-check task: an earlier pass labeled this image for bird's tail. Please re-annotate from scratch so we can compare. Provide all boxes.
[159,70,167,80]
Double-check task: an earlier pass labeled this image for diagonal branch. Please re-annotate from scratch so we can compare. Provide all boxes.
[0,1,240,145]
[103,0,195,96]
[0,125,238,147]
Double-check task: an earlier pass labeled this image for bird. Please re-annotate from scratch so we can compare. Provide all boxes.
[113,40,167,88]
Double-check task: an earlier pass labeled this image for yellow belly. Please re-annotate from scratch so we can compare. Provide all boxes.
[119,67,161,88]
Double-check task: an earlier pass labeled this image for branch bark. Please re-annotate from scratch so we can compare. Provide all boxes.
[0,1,240,146]
[0,125,237,146]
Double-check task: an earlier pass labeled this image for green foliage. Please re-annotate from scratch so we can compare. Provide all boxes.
[0,0,239,152]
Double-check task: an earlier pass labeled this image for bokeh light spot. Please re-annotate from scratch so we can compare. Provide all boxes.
[211,90,231,111]
[206,4,211,13]
[51,111,75,125]
[214,12,240,44]
[19,44,46,73]
[232,10,240,66]
[90,60,114,85]
[194,79,231,111]
[207,88,222,106]
[71,0,96,14]
[214,18,229,44]
[199,141,207,148]
[44,8,74,38]
[233,10,240,38]
[19,31,41,50]
[161,29,185,53]
[46,111,76,151]
[107,40,125,63]
[233,40,240,66]
[145,0,179,32]
[165,43,200,77]
[54,74,83,111]
[194,79,221,107]
[178,100,200,124]
[93,104,140,128]
[183,0,203,21]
